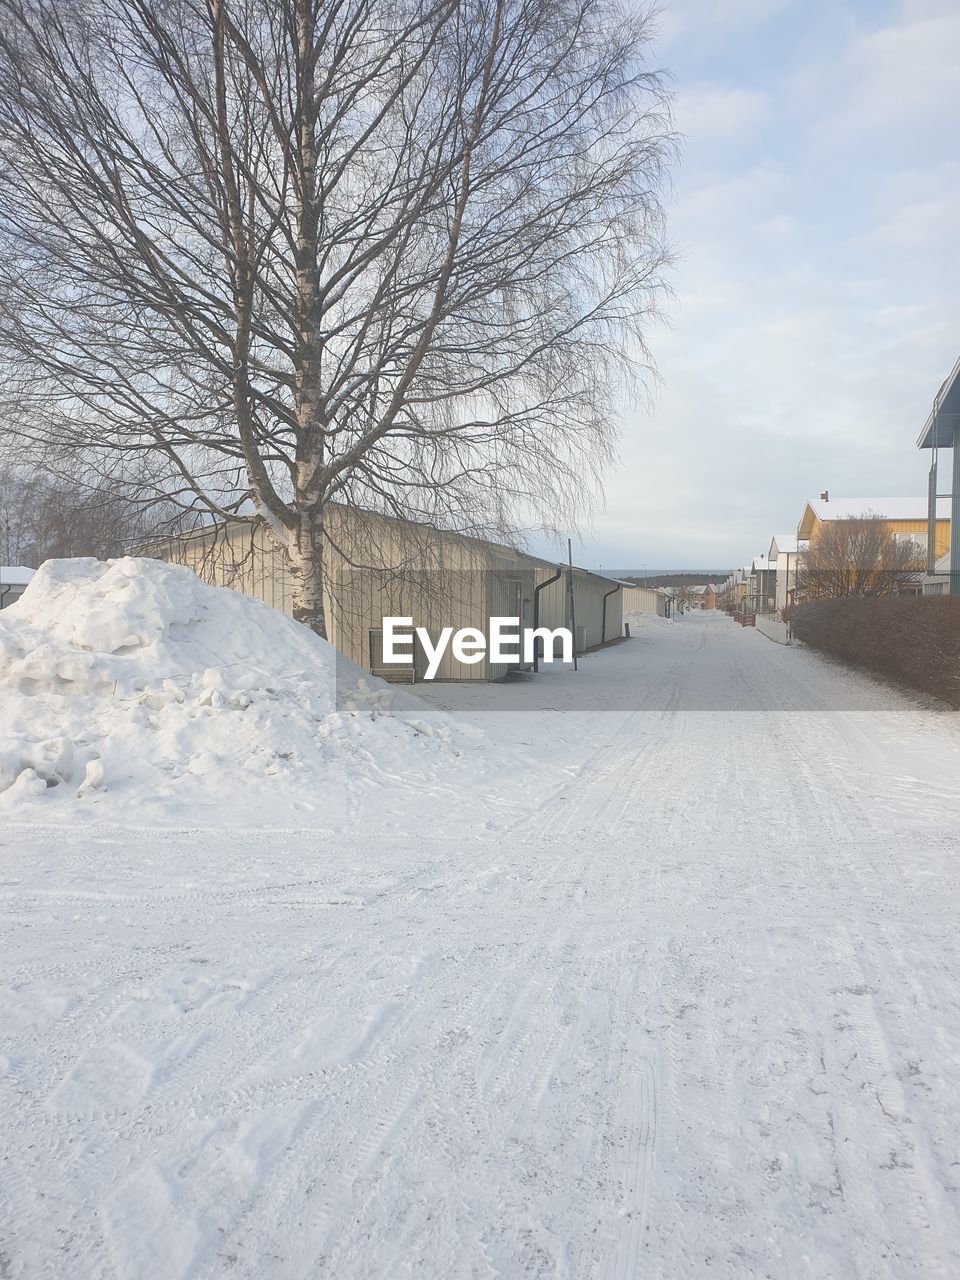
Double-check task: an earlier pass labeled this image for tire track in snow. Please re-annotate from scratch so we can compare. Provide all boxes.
[610,1052,658,1280]
[825,927,960,1275]
[510,635,696,846]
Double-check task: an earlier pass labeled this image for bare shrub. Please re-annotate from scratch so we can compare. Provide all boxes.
[798,513,924,601]
[791,597,960,706]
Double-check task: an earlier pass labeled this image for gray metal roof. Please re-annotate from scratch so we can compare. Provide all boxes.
[917,352,960,448]
[805,496,950,521]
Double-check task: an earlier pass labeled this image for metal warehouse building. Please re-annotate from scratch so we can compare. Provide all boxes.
[619,583,671,618]
[144,510,623,682]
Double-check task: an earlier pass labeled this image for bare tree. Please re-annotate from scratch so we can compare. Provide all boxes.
[670,584,688,614]
[0,460,173,566]
[0,0,673,636]
[797,513,924,601]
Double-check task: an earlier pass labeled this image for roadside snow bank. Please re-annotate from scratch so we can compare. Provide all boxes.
[624,609,673,629]
[0,557,485,825]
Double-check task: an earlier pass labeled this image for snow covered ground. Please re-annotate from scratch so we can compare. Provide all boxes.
[5,606,960,1276]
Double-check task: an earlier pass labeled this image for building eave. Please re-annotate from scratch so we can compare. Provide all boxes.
[917,351,960,449]
[797,503,818,541]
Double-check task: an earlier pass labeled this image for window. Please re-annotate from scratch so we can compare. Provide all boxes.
[892,531,926,555]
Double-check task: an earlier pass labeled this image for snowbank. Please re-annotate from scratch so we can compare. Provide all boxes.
[624,609,673,630]
[0,557,484,825]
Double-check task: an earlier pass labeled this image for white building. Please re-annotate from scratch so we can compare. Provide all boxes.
[922,551,950,595]
[767,534,802,614]
[0,566,34,610]
[751,556,774,612]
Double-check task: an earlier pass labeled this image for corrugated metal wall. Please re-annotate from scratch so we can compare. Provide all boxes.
[144,516,623,680]
[621,585,661,616]
[534,569,623,651]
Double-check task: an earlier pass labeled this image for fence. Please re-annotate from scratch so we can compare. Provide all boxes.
[755,613,790,644]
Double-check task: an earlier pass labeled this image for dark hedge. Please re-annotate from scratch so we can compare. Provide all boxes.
[790,596,960,707]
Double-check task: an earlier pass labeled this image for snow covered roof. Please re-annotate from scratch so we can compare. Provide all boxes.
[805,496,950,523]
[0,566,34,587]
[769,534,799,557]
[752,556,771,572]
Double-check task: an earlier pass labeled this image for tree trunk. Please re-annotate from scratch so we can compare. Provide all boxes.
[288,510,327,639]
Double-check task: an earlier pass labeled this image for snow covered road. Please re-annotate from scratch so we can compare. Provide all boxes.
[5,612,960,1277]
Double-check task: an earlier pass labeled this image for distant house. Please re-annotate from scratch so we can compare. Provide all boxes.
[767,534,801,614]
[717,569,755,613]
[0,566,34,610]
[687,584,717,610]
[722,573,736,607]
[733,565,755,612]
[751,557,775,613]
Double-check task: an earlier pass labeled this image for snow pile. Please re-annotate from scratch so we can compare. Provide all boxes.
[0,557,483,824]
[624,609,674,630]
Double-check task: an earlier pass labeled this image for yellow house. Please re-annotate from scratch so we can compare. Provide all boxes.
[797,495,951,561]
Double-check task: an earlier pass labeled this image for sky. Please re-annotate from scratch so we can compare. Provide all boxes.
[553,0,960,572]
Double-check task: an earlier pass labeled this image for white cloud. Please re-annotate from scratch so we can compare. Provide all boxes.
[676,85,769,144]
[855,188,960,252]
[658,0,798,45]
[795,6,960,149]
